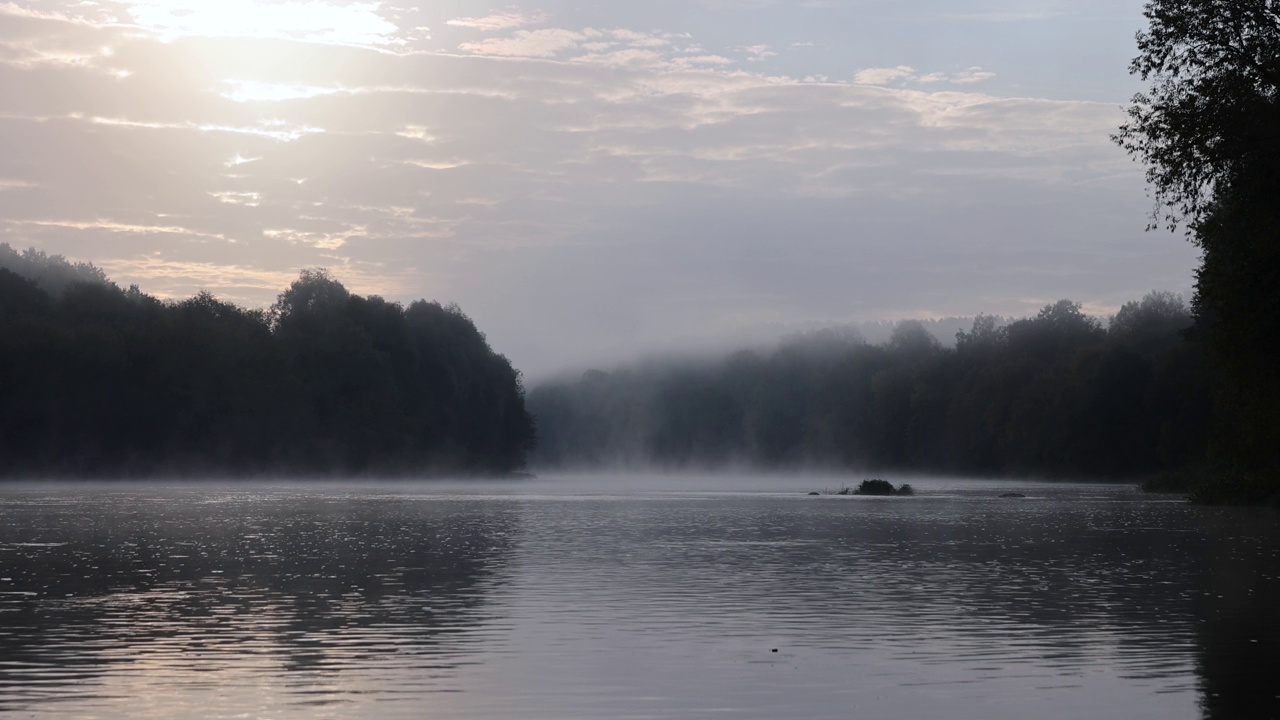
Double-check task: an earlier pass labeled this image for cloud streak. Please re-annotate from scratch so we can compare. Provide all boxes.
[447,12,547,32]
[855,65,996,86]
[120,0,402,46]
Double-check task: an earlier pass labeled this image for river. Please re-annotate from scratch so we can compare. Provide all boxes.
[0,476,1276,719]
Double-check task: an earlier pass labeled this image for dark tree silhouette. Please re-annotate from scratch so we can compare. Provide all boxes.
[0,249,533,477]
[1114,0,1280,503]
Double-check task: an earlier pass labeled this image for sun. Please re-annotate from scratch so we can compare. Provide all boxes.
[121,0,400,47]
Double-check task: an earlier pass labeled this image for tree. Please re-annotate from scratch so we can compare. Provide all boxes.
[271,268,351,332]
[1115,0,1280,503]
[1109,290,1192,358]
[1114,0,1280,231]
[956,314,1005,352]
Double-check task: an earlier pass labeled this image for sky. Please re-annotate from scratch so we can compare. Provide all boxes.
[0,0,1200,380]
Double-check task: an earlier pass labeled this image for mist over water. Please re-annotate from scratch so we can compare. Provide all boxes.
[1,476,1276,719]
[526,297,1209,479]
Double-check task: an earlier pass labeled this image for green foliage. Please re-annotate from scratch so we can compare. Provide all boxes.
[1114,0,1280,232]
[1110,291,1191,357]
[1195,193,1280,484]
[1116,0,1280,503]
[529,295,1211,479]
[0,256,533,477]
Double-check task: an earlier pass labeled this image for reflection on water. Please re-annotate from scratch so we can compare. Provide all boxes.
[0,478,1276,719]
[0,490,517,717]
[1193,509,1280,720]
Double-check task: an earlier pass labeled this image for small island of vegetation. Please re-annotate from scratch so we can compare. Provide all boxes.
[810,480,915,496]
[852,479,914,496]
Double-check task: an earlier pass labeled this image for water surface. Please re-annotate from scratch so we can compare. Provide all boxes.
[1,476,1277,719]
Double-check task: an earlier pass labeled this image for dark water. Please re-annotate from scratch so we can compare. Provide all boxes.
[1,477,1277,719]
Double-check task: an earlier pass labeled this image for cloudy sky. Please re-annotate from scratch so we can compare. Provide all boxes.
[0,0,1199,379]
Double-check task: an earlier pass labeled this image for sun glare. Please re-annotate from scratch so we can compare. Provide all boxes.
[122,0,400,47]
[223,79,344,102]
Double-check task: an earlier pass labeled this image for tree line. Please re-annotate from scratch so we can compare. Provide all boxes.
[0,245,534,477]
[529,293,1212,481]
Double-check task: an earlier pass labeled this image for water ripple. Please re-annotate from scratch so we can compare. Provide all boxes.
[0,479,1276,719]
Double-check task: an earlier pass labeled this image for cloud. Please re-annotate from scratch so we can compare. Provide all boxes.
[91,256,305,301]
[221,80,344,103]
[951,66,998,84]
[458,28,591,58]
[12,218,229,241]
[737,44,777,61]
[611,29,672,48]
[118,0,403,47]
[853,65,917,85]
[446,12,547,32]
[855,65,997,86]
[454,26,703,63]
[210,191,262,207]
[0,3,84,22]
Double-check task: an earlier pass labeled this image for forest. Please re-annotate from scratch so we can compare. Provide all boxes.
[0,244,534,477]
[529,293,1212,483]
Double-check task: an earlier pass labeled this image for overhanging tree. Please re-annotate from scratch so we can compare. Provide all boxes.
[1114,0,1280,502]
